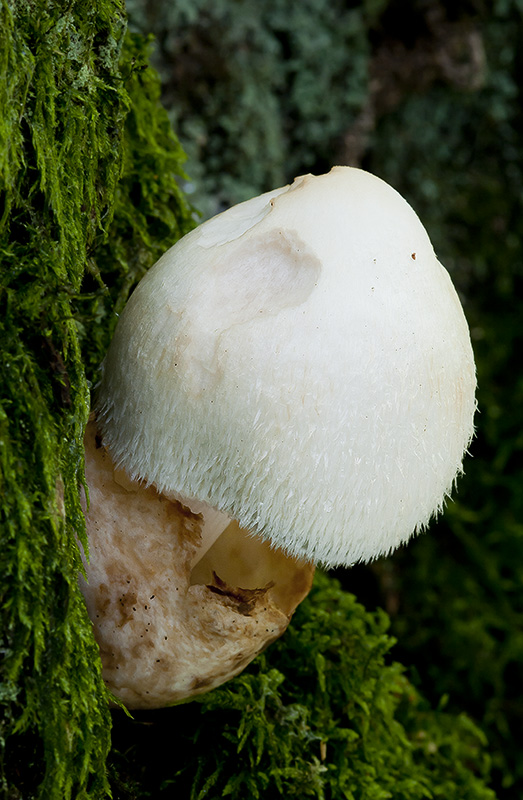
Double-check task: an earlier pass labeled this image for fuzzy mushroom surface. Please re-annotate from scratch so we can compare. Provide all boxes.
[82,166,476,709]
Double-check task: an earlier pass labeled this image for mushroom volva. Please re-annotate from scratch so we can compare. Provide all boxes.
[80,166,476,709]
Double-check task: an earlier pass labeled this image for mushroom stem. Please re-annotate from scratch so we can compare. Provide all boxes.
[163,491,232,569]
[113,464,232,569]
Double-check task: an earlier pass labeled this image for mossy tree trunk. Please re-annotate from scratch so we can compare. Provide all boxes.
[0,3,193,797]
[0,1,509,798]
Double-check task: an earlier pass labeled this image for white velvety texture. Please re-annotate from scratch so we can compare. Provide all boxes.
[96,167,476,567]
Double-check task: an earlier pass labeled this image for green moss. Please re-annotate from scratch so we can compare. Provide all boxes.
[108,573,495,799]
[0,3,192,797]
[76,31,196,381]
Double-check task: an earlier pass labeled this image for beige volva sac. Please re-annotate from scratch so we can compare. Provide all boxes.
[80,166,477,709]
[81,422,313,709]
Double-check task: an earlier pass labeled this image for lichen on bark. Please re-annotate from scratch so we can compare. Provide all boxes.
[0,2,193,797]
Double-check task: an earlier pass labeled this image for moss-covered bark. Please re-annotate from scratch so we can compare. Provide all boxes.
[0,0,509,797]
[0,3,193,797]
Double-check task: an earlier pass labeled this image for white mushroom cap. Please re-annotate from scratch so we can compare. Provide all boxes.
[96,166,476,568]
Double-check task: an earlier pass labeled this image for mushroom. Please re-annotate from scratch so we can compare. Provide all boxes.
[80,166,476,709]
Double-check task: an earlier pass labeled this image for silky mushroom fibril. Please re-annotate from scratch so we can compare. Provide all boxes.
[96,166,476,568]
